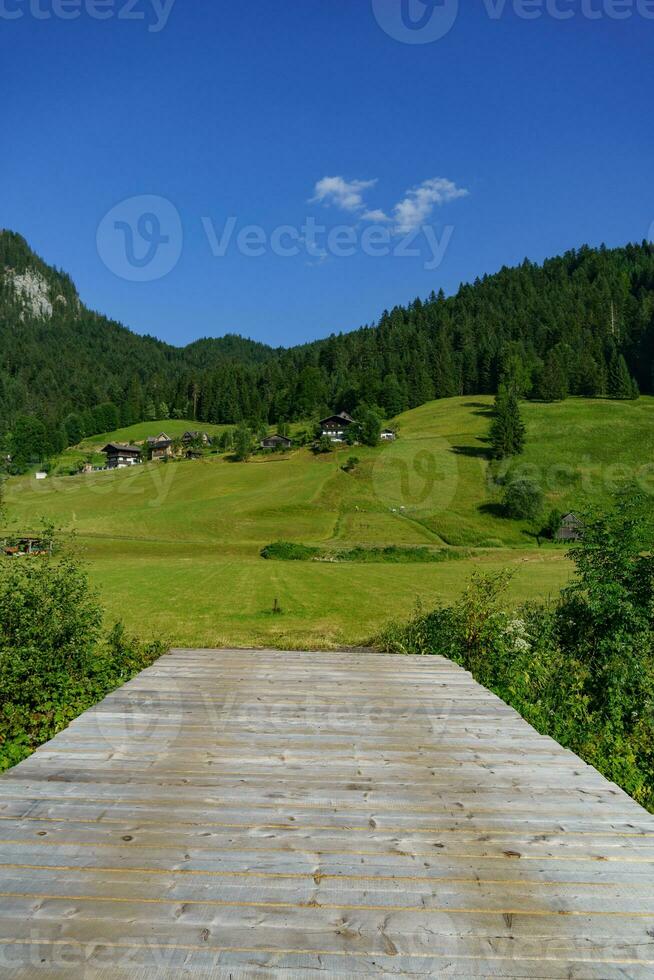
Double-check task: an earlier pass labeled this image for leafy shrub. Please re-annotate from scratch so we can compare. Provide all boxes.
[333,546,464,564]
[376,491,654,812]
[261,542,465,564]
[360,409,383,447]
[314,435,334,454]
[0,546,165,772]
[502,478,544,520]
[542,507,563,540]
[260,541,321,561]
[232,424,253,461]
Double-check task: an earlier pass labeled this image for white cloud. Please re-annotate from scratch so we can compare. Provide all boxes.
[310,174,468,233]
[392,177,468,234]
[310,176,377,213]
[362,208,391,223]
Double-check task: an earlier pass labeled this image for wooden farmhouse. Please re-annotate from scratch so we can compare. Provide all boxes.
[261,434,293,450]
[147,433,174,460]
[102,443,141,469]
[320,412,355,442]
[182,431,212,446]
[556,512,583,542]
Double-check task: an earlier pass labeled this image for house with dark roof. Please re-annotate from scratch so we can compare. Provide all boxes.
[260,434,293,450]
[320,412,355,442]
[147,433,174,461]
[102,444,141,469]
[182,431,212,446]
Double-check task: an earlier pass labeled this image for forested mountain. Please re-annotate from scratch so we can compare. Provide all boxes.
[1,229,653,468]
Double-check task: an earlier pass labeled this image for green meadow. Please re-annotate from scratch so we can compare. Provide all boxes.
[5,396,654,649]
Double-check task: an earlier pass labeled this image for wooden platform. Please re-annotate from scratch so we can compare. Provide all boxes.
[0,648,653,978]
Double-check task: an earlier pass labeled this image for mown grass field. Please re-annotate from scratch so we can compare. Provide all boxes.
[5,396,654,648]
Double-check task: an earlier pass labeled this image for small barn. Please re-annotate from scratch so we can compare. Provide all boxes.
[261,435,293,450]
[2,536,52,557]
[380,429,397,442]
[320,412,355,442]
[556,512,583,542]
[102,444,141,469]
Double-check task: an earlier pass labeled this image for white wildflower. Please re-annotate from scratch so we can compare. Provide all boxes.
[504,618,532,654]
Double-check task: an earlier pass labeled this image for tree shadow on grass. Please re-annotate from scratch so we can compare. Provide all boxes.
[478,502,507,519]
[452,444,492,459]
[463,401,495,417]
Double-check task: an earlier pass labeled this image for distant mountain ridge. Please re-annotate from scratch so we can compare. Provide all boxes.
[1,229,653,457]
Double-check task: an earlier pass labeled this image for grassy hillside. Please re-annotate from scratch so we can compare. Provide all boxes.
[5,396,653,648]
[49,421,233,475]
[77,419,231,448]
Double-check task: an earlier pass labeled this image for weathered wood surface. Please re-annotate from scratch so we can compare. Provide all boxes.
[0,648,652,978]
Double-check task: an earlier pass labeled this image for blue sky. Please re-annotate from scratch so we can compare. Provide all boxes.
[1,1,652,348]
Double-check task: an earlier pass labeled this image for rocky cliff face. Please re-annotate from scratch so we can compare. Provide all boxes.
[1,232,80,323]
[4,268,56,320]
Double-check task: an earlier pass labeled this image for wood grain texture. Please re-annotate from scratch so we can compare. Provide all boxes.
[1,648,653,978]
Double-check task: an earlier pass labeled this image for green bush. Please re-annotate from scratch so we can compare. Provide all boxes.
[376,491,654,812]
[502,477,544,520]
[260,541,321,561]
[261,542,465,564]
[0,546,165,772]
[542,507,563,540]
[315,435,334,454]
[333,546,464,564]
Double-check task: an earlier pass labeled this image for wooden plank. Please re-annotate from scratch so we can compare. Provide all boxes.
[1,648,653,977]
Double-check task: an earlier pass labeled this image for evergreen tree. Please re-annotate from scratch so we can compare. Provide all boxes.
[381,373,405,417]
[536,352,568,402]
[219,430,234,453]
[577,354,605,397]
[608,353,639,400]
[9,416,48,472]
[63,413,84,447]
[2,232,654,438]
[489,386,526,459]
[233,424,253,461]
[123,377,143,426]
